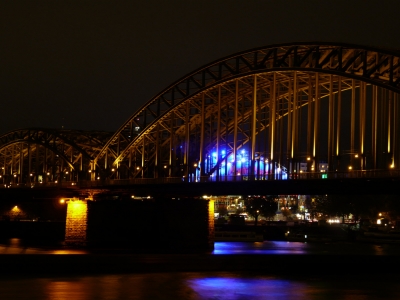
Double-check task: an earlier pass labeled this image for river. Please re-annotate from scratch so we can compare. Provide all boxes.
[0,239,400,299]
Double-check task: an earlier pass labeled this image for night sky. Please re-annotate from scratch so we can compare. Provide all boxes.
[1,0,400,135]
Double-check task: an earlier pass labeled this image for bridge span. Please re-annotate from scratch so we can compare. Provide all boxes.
[1,172,398,200]
[0,42,399,189]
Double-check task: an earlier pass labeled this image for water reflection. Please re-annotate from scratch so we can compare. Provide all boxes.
[0,238,87,254]
[213,241,308,255]
[187,274,400,299]
[188,275,308,299]
[0,272,399,300]
[213,241,400,256]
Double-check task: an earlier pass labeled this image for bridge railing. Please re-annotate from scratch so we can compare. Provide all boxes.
[0,169,398,189]
[200,170,400,182]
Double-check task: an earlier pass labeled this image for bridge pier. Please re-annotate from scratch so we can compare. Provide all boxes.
[64,197,215,252]
[65,198,89,246]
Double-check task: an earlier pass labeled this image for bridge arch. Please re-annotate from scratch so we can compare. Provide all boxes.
[96,42,400,181]
[0,129,112,185]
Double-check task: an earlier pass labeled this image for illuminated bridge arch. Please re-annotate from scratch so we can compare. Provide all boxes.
[0,129,112,185]
[96,42,400,181]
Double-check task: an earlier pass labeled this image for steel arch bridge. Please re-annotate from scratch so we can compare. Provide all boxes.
[1,42,400,186]
[0,128,112,185]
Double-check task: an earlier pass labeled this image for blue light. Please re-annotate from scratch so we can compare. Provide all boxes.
[221,150,225,155]
[212,152,217,157]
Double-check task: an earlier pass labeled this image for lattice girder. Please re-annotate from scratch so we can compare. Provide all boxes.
[0,129,112,183]
[95,43,400,178]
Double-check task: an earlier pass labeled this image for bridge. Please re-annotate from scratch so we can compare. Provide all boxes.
[1,42,400,194]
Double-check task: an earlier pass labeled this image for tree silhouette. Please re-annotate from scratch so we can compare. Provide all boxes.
[244,196,278,226]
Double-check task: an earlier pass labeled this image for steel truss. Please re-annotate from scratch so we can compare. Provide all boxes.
[1,43,400,184]
[94,43,400,181]
[0,129,111,185]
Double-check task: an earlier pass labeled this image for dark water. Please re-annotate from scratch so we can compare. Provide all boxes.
[0,272,399,300]
[2,238,399,256]
[1,240,400,299]
[213,240,400,255]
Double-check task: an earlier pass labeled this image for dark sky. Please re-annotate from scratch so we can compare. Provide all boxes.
[1,0,400,135]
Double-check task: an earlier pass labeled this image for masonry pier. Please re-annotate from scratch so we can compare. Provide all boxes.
[65,197,215,252]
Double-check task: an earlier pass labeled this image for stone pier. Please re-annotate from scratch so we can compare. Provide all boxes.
[65,198,88,246]
[64,198,215,252]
